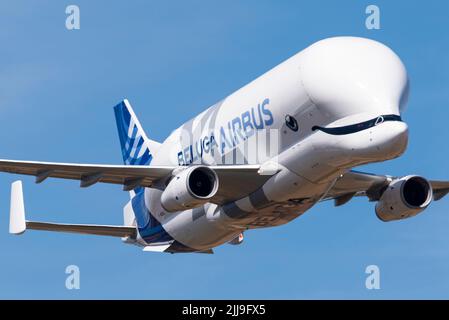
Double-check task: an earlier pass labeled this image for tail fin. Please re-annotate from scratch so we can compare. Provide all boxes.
[114,100,158,226]
[113,99,160,166]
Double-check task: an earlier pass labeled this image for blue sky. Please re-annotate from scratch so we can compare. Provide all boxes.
[0,0,448,299]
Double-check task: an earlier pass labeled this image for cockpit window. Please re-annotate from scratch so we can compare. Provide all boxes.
[285,115,299,132]
[312,114,402,135]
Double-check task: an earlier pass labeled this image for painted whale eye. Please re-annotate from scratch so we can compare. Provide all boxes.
[285,115,299,132]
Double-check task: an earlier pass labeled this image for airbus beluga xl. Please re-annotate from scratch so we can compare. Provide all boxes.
[3,37,449,254]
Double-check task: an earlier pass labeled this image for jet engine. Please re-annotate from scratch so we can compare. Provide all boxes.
[375,175,433,222]
[161,166,219,212]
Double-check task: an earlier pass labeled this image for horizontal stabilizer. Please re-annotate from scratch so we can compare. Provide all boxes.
[8,180,137,238]
[26,221,136,238]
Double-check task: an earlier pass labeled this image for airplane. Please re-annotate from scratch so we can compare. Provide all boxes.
[3,36,449,254]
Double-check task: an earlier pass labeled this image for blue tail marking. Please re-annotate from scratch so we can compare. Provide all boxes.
[114,101,152,166]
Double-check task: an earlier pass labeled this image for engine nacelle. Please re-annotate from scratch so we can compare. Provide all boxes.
[375,175,433,222]
[160,166,219,212]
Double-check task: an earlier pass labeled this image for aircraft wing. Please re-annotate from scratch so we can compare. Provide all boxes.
[0,159,274,203]
[325,170,449,206]
[0,159,174,190]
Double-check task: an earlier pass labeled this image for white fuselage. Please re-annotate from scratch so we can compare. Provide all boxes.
[130,37,410,252]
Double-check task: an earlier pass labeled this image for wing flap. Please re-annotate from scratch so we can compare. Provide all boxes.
[211,165,272,204]
[0,159,174,188]
[328,170,391,201]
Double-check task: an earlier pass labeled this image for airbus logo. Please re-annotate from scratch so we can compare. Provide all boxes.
[177,98,274,165]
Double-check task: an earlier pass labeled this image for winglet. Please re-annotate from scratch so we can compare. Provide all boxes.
[9,180,26,235]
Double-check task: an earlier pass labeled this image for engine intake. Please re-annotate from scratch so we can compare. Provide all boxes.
[375,175,433,222]
[161,166,219,212]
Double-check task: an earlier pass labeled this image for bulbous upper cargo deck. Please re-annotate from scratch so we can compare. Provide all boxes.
[298,36,409,119]
[156,36,411,167]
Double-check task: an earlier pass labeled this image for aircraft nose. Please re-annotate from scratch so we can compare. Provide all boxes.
[342,120,409,162]
[378,121,409,158]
